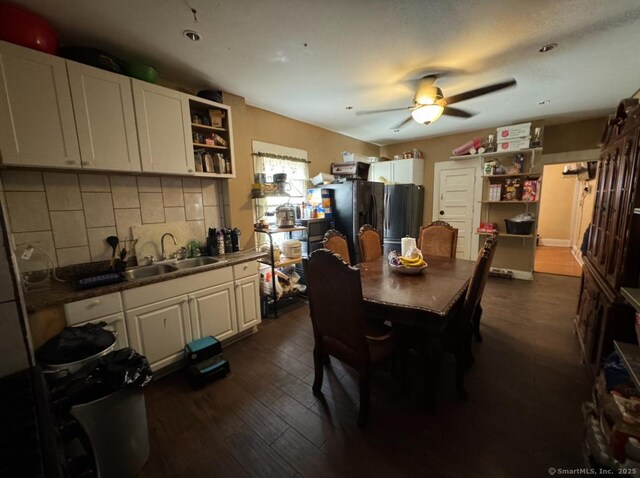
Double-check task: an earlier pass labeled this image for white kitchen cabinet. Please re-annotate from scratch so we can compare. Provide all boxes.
[67,62,141,171]
[368,158,424,186]
[232,261,261,331]
[0,40,80,168]
[189,282,238,341]
[132,79,193,174]
[64,292,129,348]
[125,295,192,371]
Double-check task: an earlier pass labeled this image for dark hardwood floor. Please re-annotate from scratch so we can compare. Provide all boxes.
[138,272,590,478]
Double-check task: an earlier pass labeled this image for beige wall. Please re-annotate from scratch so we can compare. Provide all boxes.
[224,93,378,249]
[537,164,576,242]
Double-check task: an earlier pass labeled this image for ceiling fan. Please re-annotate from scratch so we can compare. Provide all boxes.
[356,75,517,129]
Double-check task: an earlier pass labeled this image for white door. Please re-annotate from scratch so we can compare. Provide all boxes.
[433,160,481,259]
[132,79,193,174]
[189,282,237,341]
[235,274,261,333]
[0,40,80,167]
[67,62,141,171]
[125,295,192,371]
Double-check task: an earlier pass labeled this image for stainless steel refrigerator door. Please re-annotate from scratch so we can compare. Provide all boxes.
[384,185,413,241]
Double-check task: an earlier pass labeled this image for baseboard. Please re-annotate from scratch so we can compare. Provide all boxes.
[538,238,571,247]
[571,245,584,267]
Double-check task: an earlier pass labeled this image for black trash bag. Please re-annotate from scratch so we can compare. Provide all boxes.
[50,348,152,408]
[37,322,115,364]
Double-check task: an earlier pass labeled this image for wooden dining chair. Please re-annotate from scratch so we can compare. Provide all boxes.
[303,249,397,427]
[447,247,490,399]
[322,229,351,265]
[418,221,458,258]
[472,234,498,344]
[358,224,382,263]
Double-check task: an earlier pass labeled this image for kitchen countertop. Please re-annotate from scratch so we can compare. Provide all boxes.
[24,250,267,313]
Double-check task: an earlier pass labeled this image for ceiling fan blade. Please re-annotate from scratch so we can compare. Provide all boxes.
[443,79,517,105]
[442,106,474,118]
[390,116,413,130]
[355,106,414,116]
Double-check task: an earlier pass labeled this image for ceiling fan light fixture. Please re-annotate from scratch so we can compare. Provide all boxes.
[411,104,444,125]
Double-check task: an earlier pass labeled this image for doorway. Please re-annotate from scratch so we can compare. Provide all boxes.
[534,162,595,277]
[433,159,481,259]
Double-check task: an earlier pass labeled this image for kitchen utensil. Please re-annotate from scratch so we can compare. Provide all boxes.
[125,61,158,83]
[120,247,127,262]
[106,236,119,262]
[0,3,58,54]
[59,46,124,73]
[273,173,287,183]
[275,204,296,228]
[282,239,302,258]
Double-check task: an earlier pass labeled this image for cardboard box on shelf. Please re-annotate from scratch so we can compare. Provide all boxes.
[497,122,531,140]
[209,109,226,128]
[497,137,531,152]
[522,180,538,202]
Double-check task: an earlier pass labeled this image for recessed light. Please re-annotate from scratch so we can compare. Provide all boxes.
[183,30,201,41]
[539,43,557,53]
[393,129,400,133]
[538,100,551,105]
[345,106,353,110]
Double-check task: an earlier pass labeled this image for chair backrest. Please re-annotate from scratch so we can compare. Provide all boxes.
[461,248,490,320]
[303,249,368,362]
[418,221,458,258]
[477,235,498,301]
[323,229,351,265]
[358,224,382,263]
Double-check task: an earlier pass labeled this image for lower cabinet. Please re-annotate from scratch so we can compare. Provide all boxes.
[235,274,261,333]
[189,282,238,341]
[125,295,192,371]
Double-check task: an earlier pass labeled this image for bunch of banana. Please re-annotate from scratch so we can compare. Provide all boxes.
[399,255,426,268]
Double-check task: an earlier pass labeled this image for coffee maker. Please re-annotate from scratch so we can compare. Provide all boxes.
[273,173,289,194]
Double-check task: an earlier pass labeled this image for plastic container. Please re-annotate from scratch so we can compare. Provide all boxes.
[282,240,302,258]
[505,219,535,235]
[0,3,58,54]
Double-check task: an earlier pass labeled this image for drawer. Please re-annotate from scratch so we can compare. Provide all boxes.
[233,261,259,280]
[64,292,123,325]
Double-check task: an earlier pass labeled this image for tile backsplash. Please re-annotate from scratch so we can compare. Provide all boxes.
[0,171,228,268]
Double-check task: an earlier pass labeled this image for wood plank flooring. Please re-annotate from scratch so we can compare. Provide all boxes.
[138,272,590,478]
[534,246,582,277]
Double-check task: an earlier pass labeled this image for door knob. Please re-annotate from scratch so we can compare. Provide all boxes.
[439,210,444,215]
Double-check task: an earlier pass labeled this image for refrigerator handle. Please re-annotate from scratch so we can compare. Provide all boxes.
[369,194,375,229]
[384,189,389,231]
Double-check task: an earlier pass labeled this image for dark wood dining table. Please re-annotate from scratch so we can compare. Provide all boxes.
[357,254,477,408]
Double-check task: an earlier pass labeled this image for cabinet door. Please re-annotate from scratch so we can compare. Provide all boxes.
[132,79,192,174]
[0,40,80,167]
[125,295,191,371]
[75,313,129,349]
[67,62,141,171]
[368,162,393,183]
[235,274,261,333]
[189,282,238,341]
[393,158,424,185]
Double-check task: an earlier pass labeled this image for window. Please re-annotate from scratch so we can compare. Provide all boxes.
[252,141,310,226]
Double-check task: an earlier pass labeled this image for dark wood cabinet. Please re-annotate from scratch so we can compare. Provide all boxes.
[577,98,640,374]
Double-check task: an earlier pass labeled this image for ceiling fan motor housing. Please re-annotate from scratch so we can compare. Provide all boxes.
[415,85,443,105]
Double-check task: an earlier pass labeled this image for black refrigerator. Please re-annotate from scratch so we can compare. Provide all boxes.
[383,184,425,255]
[323,181,384,264]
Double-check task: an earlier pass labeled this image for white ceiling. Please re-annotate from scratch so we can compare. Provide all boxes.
[13,0,640,145]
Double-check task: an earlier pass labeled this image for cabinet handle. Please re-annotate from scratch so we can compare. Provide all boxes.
[88,299,101,308]
[82,160,93,166]
[163,318,167,328]
[65,160,78,165]
[188,168,194,173]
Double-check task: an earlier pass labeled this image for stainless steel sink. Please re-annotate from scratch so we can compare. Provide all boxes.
[174,256,222,269]
[123,263,178,280]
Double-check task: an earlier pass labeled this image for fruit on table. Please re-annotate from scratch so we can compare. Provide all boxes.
[400,256,426,267]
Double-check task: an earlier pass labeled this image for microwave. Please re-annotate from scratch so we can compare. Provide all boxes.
[331,162,369,180]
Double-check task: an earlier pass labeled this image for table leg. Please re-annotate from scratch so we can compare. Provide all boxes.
[423,334,442,412]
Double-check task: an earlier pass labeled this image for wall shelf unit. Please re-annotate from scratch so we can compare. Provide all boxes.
[454,146,543,280]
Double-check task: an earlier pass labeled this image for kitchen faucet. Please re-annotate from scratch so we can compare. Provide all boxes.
[161,233,177,260]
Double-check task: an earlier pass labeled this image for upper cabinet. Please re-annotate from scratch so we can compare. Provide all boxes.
[368,158,424,185]
[0,40,235,178]
[0,40,80,168]
[67,62,141,171]
[132,80,193,174]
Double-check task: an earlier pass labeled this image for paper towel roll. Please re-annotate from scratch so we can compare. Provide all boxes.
[401,237,416,257]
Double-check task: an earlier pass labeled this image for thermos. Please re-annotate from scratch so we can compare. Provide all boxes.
[223,229,233,254]
[207,228,219,256]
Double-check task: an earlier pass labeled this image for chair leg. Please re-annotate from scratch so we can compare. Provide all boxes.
[473,304,483,342]
[357,370,370,427]
[312,345,324,395]
[423,337,441,412]
[454,344,469,401]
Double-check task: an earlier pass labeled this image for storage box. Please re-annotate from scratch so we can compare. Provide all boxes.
[505,219,534,235]
[306,188,334,218]
[341,151,371,163]
[522,180,538,202]
[497,137,531,152]
[497,122,531,140]
[209,109,226,128]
